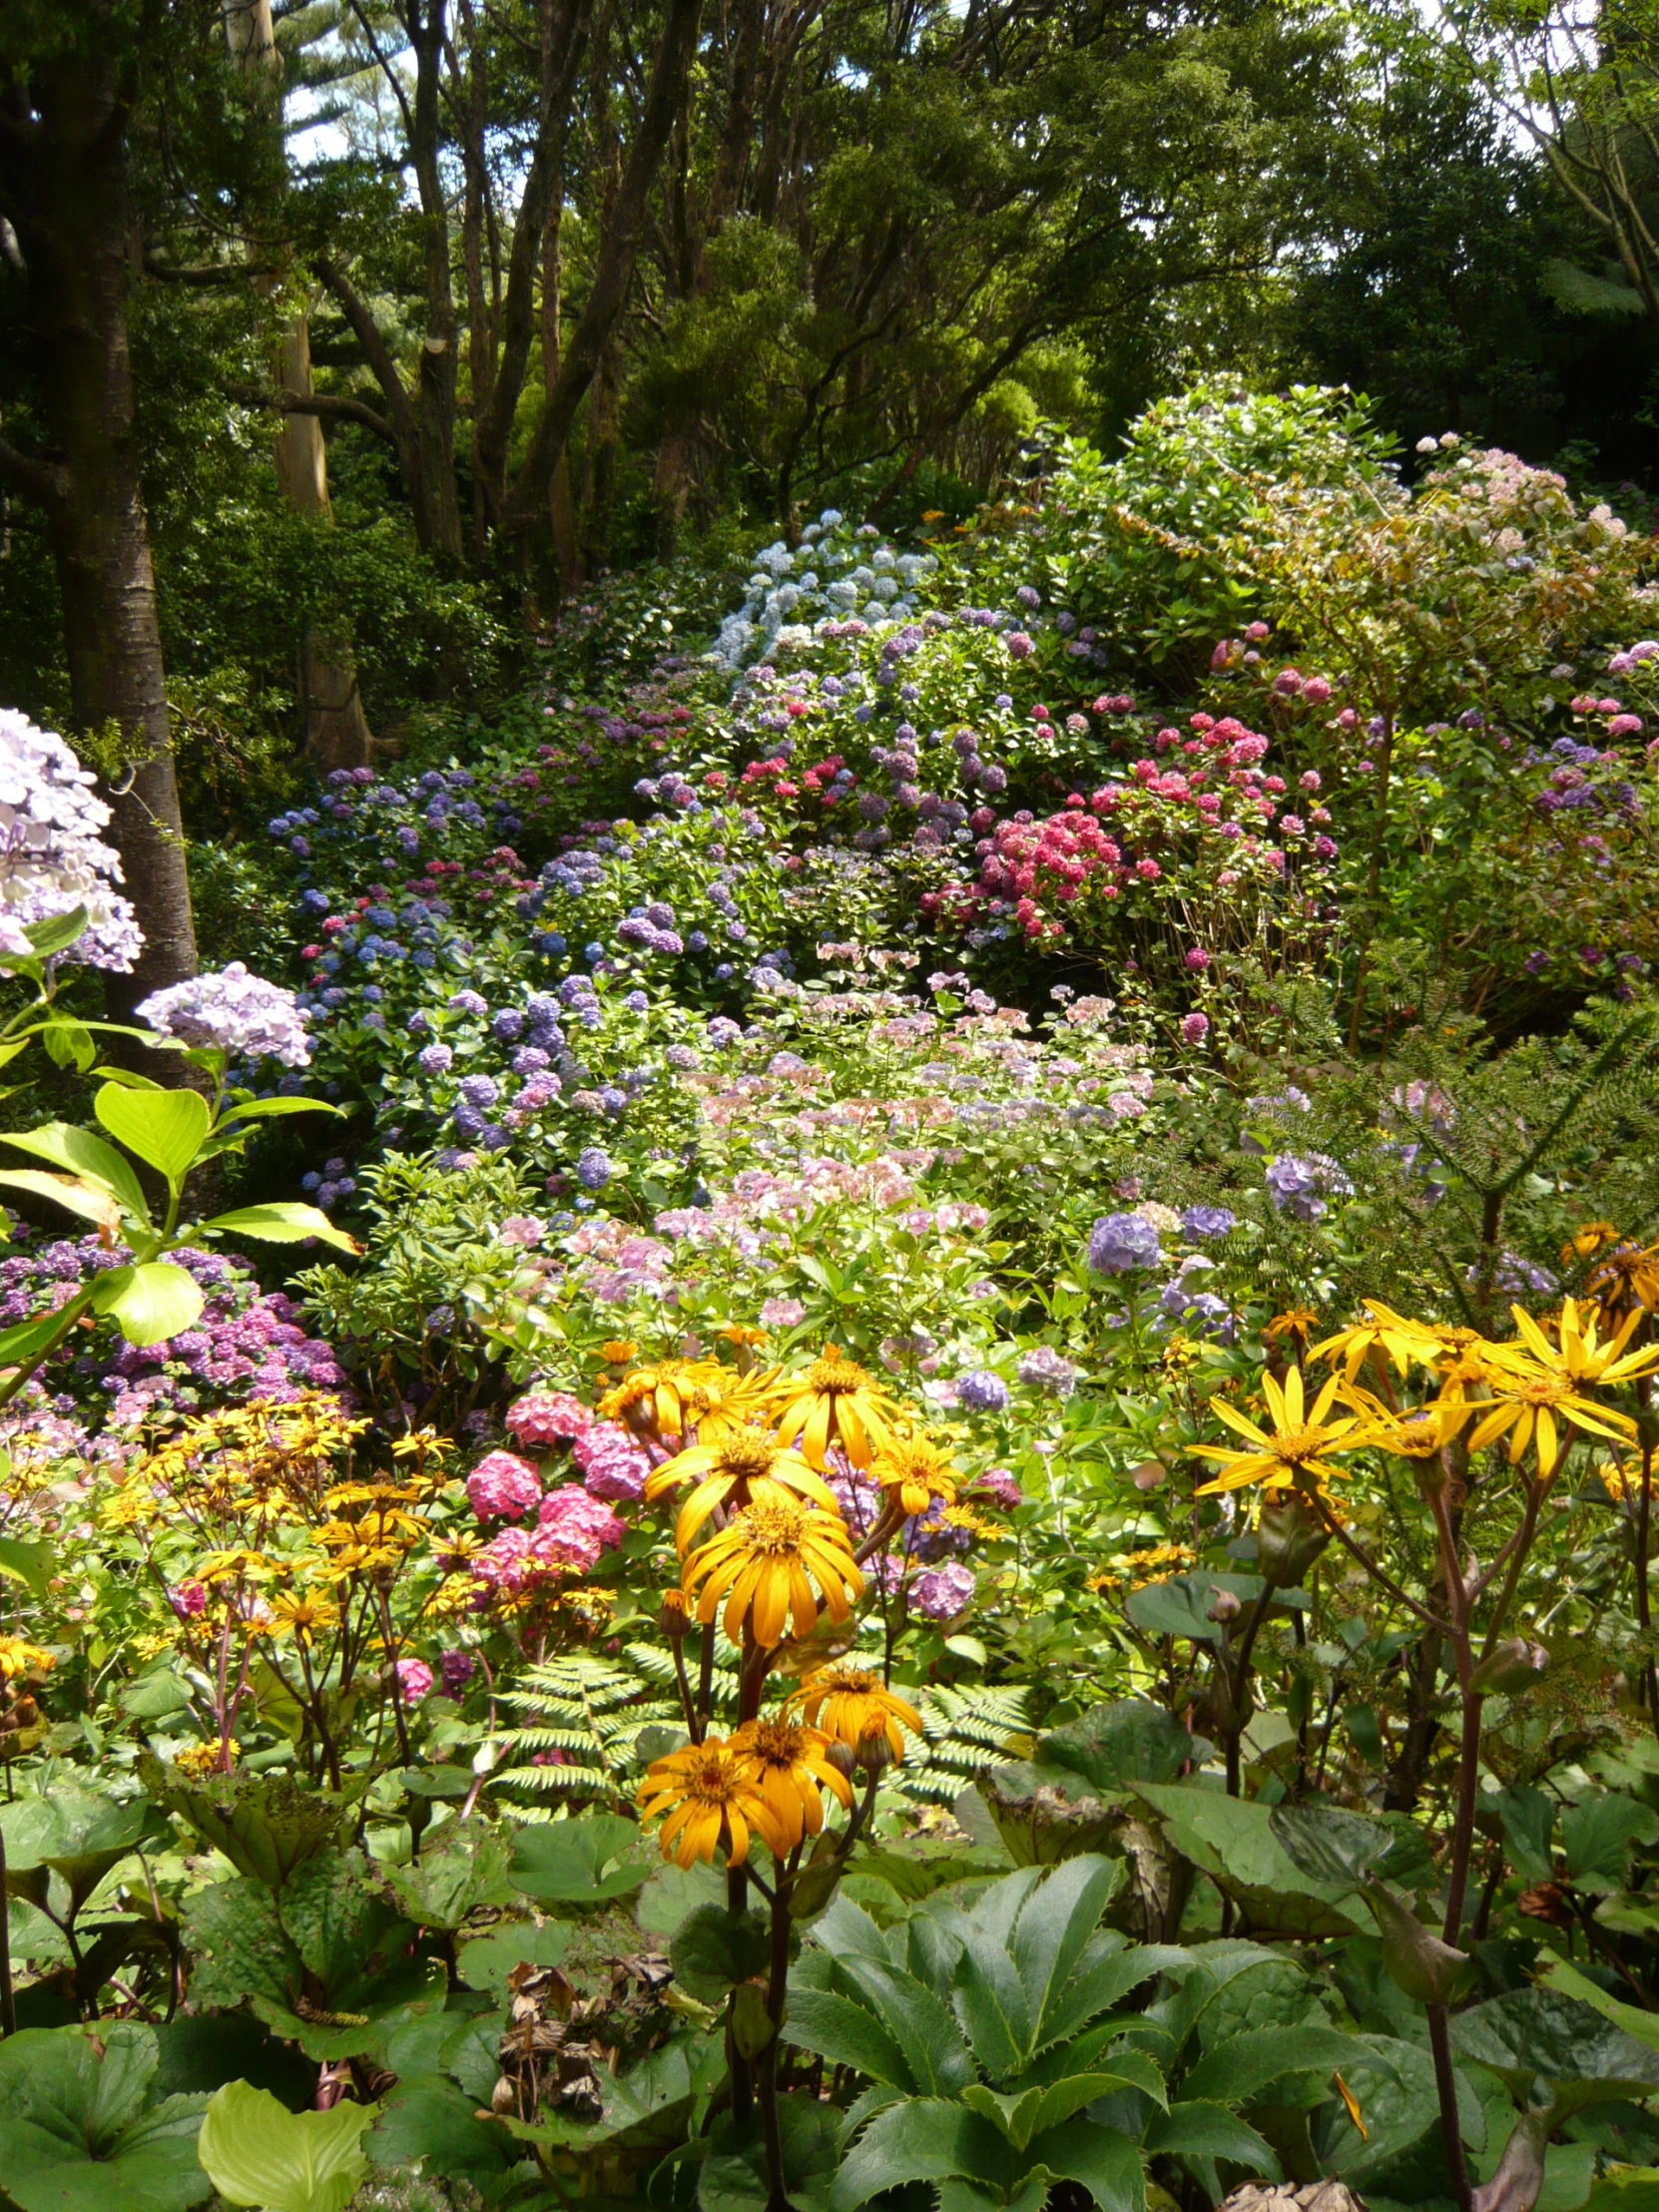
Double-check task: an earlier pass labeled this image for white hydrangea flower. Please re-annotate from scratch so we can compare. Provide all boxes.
[872,576,899,601]
[861,600,887,622]
[136,961,311,1066]
[819,508,843,527]
[827,580,859,608]
[0,709,142,971]
[850,566,875,589]
[871,548,895,571]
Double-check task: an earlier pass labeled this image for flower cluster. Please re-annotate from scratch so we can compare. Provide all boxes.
[0,710,142,969]
[137,962,312,1066]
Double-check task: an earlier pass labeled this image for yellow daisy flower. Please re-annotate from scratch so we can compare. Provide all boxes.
[682,1493,863,1649]
[1499,1297,1659,1390]
[870,1432,958,1517]
[645,1428,839,1554]
[1464,1365,1635,1474]
[1311,1301,1434,1385]
[787,1663,921,1765]
[637,1737,791,1867]
[730,1716,853,1850]
[0,1635,54,1680]
[772,1348,901,1469]
[1193,1365,1366,1498]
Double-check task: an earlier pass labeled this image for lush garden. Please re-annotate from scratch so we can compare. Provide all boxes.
[6,384,1659,2212]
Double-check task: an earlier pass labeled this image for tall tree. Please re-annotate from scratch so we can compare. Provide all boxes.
[0,3,200,1006]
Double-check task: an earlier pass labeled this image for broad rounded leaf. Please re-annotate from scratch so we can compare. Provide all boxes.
[94,1262,204,1348]
[197,2080,376,2212]
[0,1122,150,1225]
[94,1084,210,1187]
[510,1812,649,1902]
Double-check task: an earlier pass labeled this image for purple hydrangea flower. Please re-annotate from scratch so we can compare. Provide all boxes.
[956,1369,1009,1412]
[417,1042,453,1076]
[910,1561,975,1620]
[575,1146,612,1191]
[1087,1212,1162,1274]
[1181,1206,1235,1240]
[137,963,311,1067]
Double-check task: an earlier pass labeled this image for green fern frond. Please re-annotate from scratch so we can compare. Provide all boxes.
[899,1684,1033,1804]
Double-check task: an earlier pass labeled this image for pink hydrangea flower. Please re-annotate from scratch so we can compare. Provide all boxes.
[533,1485,627,1572]
[395,1657,434,1701]
[573,1421,651,1502]
[169,1582,207,1619]
[506,1391,594,1449]
[761,1297,807,1329]
[466,1448,543,1523]
[910,1562,975,1620]
[1182,1012,1210,1045]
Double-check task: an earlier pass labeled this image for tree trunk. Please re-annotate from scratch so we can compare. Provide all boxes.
[577,339,622,577]
[274,321,374,773]
[541,201,579,596]
[0,51,198,1010]
[225,0,373,772]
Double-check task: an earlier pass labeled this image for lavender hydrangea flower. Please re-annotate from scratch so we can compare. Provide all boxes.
[1017,1346,1078,1397]
[448,989,488,1016]
[1264,1153,1354,1224]
[0,710,142,970]
[575,1146,612,1191]
[910,1561,975,1620]
[956,1369,1009,1412]
[1181,1206,1236,1240]
[1087,1212,1162,1274]
[417,1042,453,1076]
[137,962,311,1066]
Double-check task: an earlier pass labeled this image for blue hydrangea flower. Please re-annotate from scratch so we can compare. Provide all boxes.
[1087,1212,1162,1274]
[956,1370,1009,1412]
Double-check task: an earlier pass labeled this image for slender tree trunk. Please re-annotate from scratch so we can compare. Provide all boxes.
[274,321,373,772]
[226,0,372,771]
[0,53,198,1008]
[541,202,579,596]
[577,339,622,577]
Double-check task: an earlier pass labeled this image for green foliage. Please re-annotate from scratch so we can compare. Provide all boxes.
[196,2081,377,2212]
[0,2023,212,2212]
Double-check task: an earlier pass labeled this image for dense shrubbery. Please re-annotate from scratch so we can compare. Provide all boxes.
[5,384,1659,2212]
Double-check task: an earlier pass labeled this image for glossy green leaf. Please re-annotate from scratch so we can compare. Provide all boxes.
[1450,1988,1659,2114]
[0,1122,150,1225]
[670,1903,771,2002]
[830,2098,1013,2212]
[0,2022,211,2212]
[0,1534,51,1594]
[0,1168,124,1234]
[1562,1794,1659,1895]
[93,1261,204,1347]
[196,2081,376,2212]
[201,1204,360,1255]
[94,1084,210,1187]
[510,1811,649,1902]
[1144,2100,1278,2175]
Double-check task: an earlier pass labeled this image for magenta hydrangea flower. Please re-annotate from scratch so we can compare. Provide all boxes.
[169,1582,207,1619]
[506,1390,594,1449]
[910,1561,975,1620]
[573,1420,651,1502]
[466,1448,543,1523]
[533,1485,627,1571]
[1182,1012,1210,1045]
[395,1657,434,1701]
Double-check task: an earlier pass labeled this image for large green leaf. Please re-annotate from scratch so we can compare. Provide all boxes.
[0,1534,52,1596]
[830,2099,1014,2212]
[0,1788,164,1916]
[1023,2118,1143,2212]
[1011,1856,1122,2053]
[0,1170,123,1235]
[670,1903,771,2003]
[816,1953,977,2096]
[783,1985,916,2090]
[366,2076,512,2179]
[1311,2031,1484,2195]
[1562,1794,1659,1895]
[1181,2022,1371,2106]
[201,1206,360,1257]
[90,1262,204,1348]
[94,1085,210,1187]
[961,2071,1156,2151]
[1007,1701,1195,1800]
[139,1757,354,1889]
[375,1821,516,1932]
[0,1122,151,1226]
[196,2081,377,2212]
[1143,2101,1278,2175]
[1268,1803,1395,1892]
[1450,1989,1659,2115]
[1542,1958,1659,2055]
[510,1812,649,1902]
[1136,1782,1368,1939]
[277,1849,415,2011]
[179,1880,302,2015]
[0,2022,211,2212]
